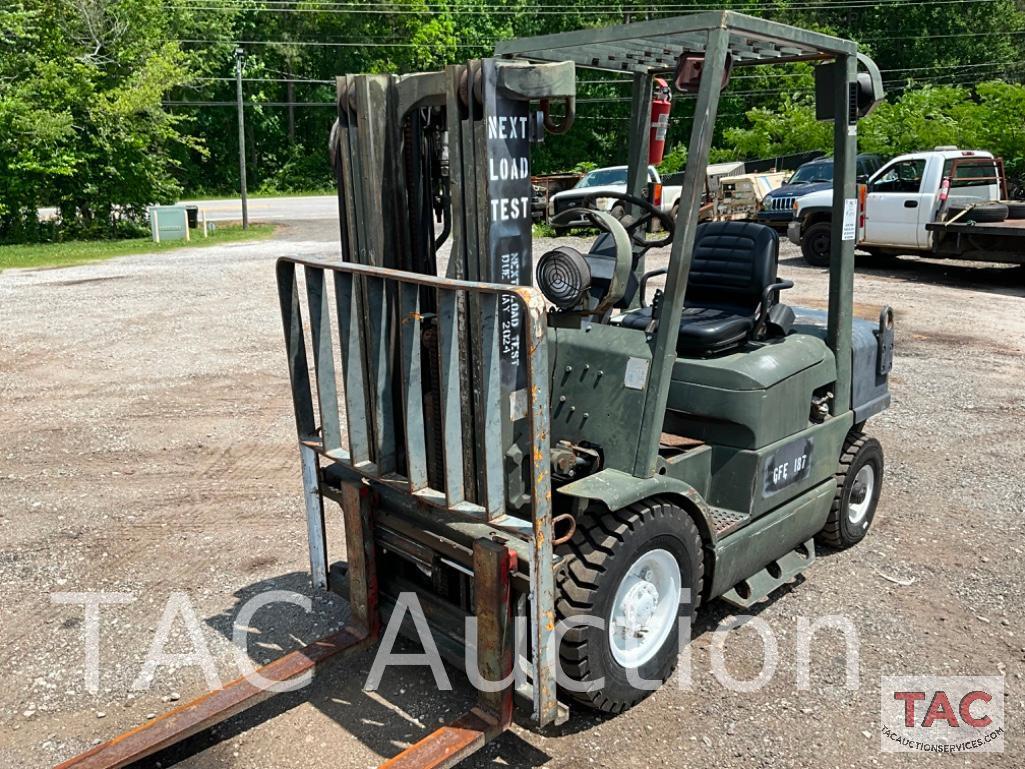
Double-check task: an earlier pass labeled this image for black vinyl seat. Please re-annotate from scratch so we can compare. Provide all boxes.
[620,221,794,356]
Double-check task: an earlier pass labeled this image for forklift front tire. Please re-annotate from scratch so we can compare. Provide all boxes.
[555,498,704,714]
[817,432,884,549]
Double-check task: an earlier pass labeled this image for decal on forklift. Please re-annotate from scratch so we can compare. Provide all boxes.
[763,437,814,496]
[484,59,532,399]
[624,357,650,390]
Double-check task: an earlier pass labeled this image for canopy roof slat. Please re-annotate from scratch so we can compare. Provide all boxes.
[495,11,854,74]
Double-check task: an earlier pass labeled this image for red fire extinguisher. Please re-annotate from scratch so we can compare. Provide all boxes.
[649,78,672,165]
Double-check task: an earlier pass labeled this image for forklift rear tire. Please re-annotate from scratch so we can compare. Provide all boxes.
[817,432,884,549]
[801,221,832,267]
[555,498,704,714]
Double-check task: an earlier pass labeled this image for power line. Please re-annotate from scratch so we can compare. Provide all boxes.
[165,100,337,106]
[171,57,1025,104]
[191,76,335,84]
[178,61,1022,92]
[165,65,1023,110]
[174,0,1005,15]
[180,26,1025,50]
[868,29,1025,41]
[182,38,462,48]
[582,59,1025,84]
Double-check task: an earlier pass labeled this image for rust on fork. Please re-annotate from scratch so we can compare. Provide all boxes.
[53,625,373,769]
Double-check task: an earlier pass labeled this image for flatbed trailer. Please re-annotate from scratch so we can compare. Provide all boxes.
[926,216,1025,264]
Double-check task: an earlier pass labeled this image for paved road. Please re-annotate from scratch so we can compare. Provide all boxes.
[178,195,338,223]
[37,195,339,225]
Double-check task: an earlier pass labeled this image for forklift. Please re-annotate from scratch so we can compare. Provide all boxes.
[56,12,894,769]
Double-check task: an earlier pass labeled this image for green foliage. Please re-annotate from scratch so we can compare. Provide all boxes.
[722,98,833,160]
[658,144,687,174]
[0,0,232,243]
[965,81,1025,182]
[725,81,1025,189]
[3,0,1025,242]
[858,86,971,155]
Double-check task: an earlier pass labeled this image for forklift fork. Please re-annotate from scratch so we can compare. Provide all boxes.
[53,479,520,769]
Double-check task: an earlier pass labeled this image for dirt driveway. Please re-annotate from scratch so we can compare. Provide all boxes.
[1,220,1023,768]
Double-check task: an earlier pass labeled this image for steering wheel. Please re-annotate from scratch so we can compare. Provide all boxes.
[578,190,675,248]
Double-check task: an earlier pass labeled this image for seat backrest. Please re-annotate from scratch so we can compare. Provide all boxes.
[686,221,779,312]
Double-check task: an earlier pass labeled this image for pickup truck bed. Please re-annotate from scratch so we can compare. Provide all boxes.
[926,217,1025,264]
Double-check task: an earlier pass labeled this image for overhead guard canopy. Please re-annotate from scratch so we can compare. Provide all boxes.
[495,10,858,73]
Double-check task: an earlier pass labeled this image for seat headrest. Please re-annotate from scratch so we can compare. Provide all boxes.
[687,221,780,307]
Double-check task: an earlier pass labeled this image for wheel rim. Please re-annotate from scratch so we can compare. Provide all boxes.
[608,548,681,668]
[811,232,830,259]
[847,464,875,527]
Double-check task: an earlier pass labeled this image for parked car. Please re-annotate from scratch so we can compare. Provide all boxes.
[548,165,681,230]
[754,154,885,231]
[788,147,1025,266]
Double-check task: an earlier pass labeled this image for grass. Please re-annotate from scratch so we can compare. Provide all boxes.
[0,223,275,272]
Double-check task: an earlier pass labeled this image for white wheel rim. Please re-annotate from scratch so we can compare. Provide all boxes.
[847,464,875,527]
[608,548,681,668]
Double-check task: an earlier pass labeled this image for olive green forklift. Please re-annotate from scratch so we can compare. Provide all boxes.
[55,12,894,769]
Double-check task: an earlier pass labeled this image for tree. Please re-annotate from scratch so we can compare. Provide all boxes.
[0,0,234,242]
[5,0,1025,243]
[0,5,78,241]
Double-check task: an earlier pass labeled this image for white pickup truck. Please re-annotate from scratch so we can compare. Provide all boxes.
[788,148,1025,266]
[548,165,683,229]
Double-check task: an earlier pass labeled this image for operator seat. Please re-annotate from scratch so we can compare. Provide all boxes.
[619,221,794,356]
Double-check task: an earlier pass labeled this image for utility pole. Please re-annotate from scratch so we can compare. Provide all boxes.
[235,47,249,230]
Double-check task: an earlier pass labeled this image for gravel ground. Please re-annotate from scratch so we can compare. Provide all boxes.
[1,218,1023,769]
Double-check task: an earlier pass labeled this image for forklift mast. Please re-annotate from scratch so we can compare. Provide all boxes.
[54,12,888,769]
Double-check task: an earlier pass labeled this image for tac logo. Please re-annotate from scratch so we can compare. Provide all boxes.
[880,676,1005,753]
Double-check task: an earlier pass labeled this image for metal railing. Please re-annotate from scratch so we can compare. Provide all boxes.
[275,255,558,725]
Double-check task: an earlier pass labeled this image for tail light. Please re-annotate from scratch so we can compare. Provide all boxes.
[652,183,663,209]
[858,183,867,229]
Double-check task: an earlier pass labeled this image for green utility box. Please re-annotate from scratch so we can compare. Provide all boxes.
[149,205,190,243]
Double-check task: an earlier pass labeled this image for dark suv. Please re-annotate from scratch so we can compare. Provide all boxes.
[755,154,884,230]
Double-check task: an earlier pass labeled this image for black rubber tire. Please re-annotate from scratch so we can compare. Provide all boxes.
[965,201,1008,223]
[1003,200,1025,220]
[817,432,884,549]
[671,202,680,222]
[801,221,832,267]
[555,498,704,714]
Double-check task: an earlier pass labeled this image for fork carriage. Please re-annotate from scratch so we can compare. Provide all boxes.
[57,12,893,769]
